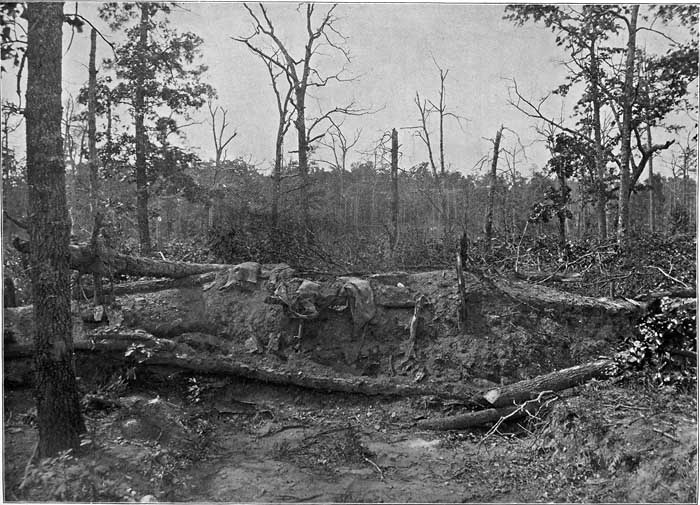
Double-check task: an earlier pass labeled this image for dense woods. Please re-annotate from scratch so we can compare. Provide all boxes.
[1,3,697,502]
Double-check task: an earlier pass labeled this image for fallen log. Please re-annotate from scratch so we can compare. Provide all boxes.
[514,270,583,283]
[72,272,217,300]
[635,288,697,302]
[417,405,526,430]
[416,360,616,430]
[4,337,479,401]
[474,358,615,409]
[13,237,228,278]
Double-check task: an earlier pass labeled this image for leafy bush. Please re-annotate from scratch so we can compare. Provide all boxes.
[615,297,697,390]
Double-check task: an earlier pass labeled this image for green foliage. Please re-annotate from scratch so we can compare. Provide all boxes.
[100,3,213,116]
[0,3,26,72]
[669,206,692,234]
[615,298,696,390]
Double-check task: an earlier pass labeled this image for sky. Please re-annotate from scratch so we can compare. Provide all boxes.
[1,2,696,178]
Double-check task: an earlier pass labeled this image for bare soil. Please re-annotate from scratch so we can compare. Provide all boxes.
[3,269,695,502]
[4,372,696,503]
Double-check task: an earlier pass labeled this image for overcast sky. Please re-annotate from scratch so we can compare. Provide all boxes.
[2,2,695,178]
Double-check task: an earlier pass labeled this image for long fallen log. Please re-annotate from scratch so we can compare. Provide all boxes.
[13,237,228,279]
[4,338,480,401]
[472,358,614,409]
[72,272,217,299]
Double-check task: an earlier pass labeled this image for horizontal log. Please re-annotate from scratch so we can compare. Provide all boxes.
[417,405,524,430]
[475,358,614,408]
[13,237,228,279]
[635,288,696,302]
[5,337,479,401]
[73,272,217,299]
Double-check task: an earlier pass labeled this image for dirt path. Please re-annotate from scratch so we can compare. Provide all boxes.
[163,379,539,503]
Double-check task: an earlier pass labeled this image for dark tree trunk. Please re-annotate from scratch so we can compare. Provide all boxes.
[4,276,17,308]
[135,4,151,255]
[88,28,103,304]
[484,126,503,242]
[617,6,638,243]
[26,1,86,457]
[389,128,399,254]
[272,119,284,230]
[295,90,312,244]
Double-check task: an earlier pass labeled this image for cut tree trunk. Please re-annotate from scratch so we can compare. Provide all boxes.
[472,358,614,409]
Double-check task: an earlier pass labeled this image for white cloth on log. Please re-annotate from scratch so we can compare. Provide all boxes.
[339,277,376,327]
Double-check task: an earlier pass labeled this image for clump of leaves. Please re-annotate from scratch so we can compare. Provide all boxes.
[615,298,696,390]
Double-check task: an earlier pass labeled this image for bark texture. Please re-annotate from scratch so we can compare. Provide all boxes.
[616,6,639,242]
[26,1,85,457]
[476,358,614,408]
[135,4,151,255]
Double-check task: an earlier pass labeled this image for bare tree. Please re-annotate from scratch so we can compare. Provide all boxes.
[261,55,293,229]
[411,61,466,236]
[234,3,363,242]
[206,99,238,227]
[319,117,361,222]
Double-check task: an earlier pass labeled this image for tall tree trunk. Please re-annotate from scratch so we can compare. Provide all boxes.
[135,4,151,255]
[272,119,284,230]
[295,90,312,244]
[88,28,98,215]
[647,127,655,232]
[617,5,638,243]
[26,1,86,457]
[484,125,503,242]
[88,28,103,304]
[390,128,399,255]
[590,40,607,240]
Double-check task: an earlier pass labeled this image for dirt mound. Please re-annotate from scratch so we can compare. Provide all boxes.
[4,266,645,389]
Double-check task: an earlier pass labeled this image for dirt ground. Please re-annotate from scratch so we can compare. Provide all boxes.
[4,370,697,503]
[3,268,696,502]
